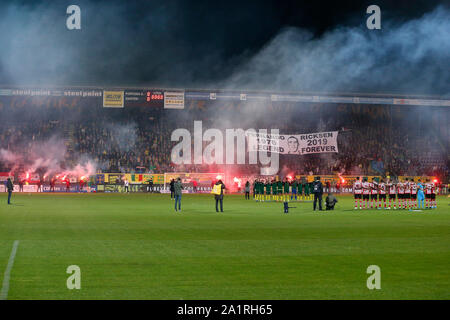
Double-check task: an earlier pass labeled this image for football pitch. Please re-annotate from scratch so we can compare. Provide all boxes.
[0,193,448,300]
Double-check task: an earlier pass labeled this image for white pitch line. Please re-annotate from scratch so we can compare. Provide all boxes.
[0,240,20,300]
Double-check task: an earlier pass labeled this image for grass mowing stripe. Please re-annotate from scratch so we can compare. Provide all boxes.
[1,194,448,299]
[0,240,20,300]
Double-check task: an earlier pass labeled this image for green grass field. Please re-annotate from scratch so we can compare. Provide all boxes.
[0,192,449,300]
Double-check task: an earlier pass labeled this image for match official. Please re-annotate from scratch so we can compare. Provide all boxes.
[6,178,14,205]
[312,177,323,211]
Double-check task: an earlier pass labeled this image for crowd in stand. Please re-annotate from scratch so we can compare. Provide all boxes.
[71,120,173,173]
[0,102,448,180]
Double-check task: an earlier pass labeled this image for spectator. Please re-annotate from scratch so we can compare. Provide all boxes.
[174,178,183,212]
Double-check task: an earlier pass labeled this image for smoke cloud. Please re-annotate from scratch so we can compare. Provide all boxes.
[105,122,138,153]
[0,2,448,96]
[0,135,97,178]
[223,6,450,96]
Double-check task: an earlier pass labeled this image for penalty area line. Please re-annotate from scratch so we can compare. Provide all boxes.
[0,240,20,300]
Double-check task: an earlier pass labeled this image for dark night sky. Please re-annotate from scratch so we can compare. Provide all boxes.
[0,0,448,95]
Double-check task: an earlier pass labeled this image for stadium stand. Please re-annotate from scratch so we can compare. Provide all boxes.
[0,99,448,181]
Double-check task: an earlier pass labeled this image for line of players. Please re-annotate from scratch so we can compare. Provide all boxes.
[253,179,313,202]
[353,177,437,210]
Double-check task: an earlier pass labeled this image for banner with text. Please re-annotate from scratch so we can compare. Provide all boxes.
[247,131,339,155]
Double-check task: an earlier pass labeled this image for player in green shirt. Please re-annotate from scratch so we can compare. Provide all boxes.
[304,182,310,201]
[258,181,262,201]
[275,180,281,202]
[268,180,272,201]
[271,180,276,201]
[291,179,298,201]
[265,180,271,202]
[260,181,265,201]
[260,181,264,201]
[298,180,303,201]
[283,179,290,202]
[261,181,267,201]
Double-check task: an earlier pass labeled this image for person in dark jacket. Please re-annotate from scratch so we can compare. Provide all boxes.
[174,178,183,212]
[312,176,324,211]
[214,180,226,212]
[244,181,250,200]
[325,193,338,210]
[149,177,154,193]
[6,178,14,204]
[169,179,175,200]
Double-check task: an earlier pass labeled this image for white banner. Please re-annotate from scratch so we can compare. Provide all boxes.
[247,131,338,155]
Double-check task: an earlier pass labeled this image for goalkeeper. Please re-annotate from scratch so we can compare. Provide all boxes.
[417,179,425,209]
[291,179,298,201]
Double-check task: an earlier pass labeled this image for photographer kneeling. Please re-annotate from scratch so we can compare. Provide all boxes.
[325,192,338,210]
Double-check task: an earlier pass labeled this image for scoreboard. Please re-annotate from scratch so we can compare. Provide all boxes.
[124,90,164,107]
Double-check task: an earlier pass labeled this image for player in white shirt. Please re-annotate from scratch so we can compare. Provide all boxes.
[410,180,418,209]
[378,179,387,209]
[353,177,363,209]
[370,178,378,209]
[425,179,432,209]
[404,178,411,209]
[124,179,130,193]
[386,178,396,209]
[397,180,405,209]
[430,181,437,209]
[361,177,371,210]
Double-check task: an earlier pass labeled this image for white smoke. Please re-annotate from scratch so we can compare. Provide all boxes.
[223,6,450,96]
[105,122,138,152]
[0,135,97,178]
